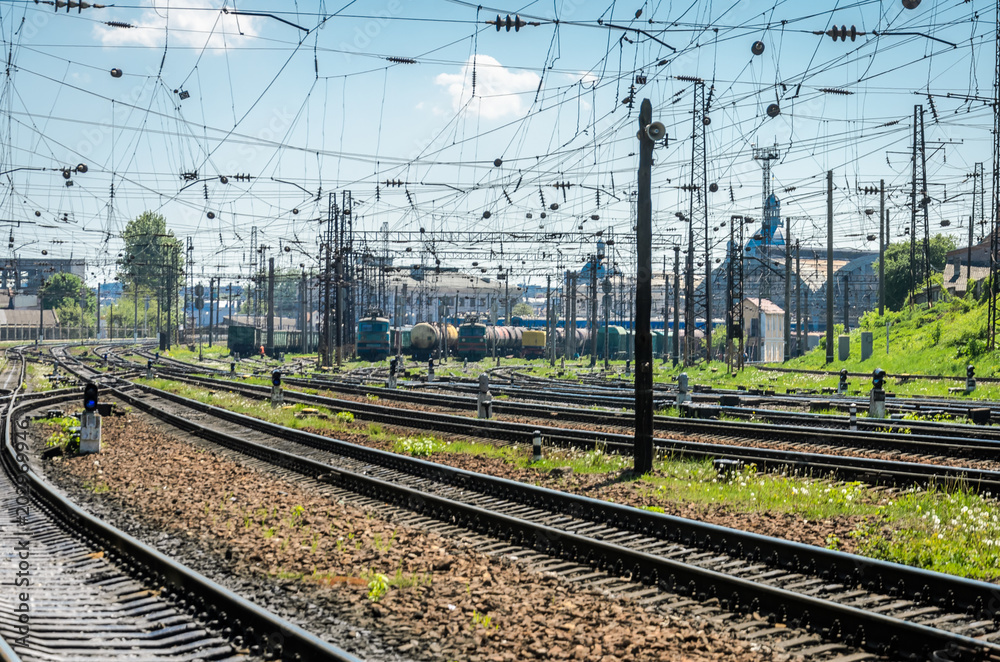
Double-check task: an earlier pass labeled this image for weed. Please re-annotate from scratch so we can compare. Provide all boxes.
[44,416,81,455]
[365,570,389,602]
[335,411,355,423]
[393,435,446,457]
[471,609,499,632]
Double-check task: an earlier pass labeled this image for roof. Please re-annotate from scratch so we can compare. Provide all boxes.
[743,297,784,315]
[387,273,505,294]
[942,262,991,295]
[0,309,59,325]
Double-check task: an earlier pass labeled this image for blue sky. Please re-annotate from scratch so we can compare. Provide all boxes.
[0,0,994,286]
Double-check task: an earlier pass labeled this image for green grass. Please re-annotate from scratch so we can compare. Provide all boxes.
[143,375,1000,581]
[850,487,1000,581]
[509,295,1000,400]
[25,362,56,392]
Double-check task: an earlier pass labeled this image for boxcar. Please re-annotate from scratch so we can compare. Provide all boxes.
[390,326,412,355]
[521,329,546,358]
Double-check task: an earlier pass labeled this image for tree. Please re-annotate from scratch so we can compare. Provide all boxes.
[119,211,184,291]
[41,272,92,310]
[877,234,956,311]
[511,301,534,317]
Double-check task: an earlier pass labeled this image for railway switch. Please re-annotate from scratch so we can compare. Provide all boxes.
[837,369,849,395]
[869,368,887,418]
[80,382,102,454]
[477,373,493,419]
[966,365,976,394]
[270,370,283,407]
[676,373,690,405]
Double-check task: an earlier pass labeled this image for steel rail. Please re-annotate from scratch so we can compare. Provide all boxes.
[104,380,1000,661]
[155,370,1000,494]
[1,388,362,662]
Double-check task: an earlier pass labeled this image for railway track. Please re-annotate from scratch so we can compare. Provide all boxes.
[116,348,1000,462]
[138,367,1000,495]
[0,347,360,662]
[49,359,1000,660]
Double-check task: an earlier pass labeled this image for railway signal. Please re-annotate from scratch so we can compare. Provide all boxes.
[388,356,399,389]
[80,383,102,454]
[83,383,98,412]
[675,372,690,406]
[270,370,283,407]
[869,368,887,418]
[837,369,849,395]
[966,364,976,394]
[477,373,493,419]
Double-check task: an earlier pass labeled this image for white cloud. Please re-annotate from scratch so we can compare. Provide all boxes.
[435,55,541,120]
[94,0,259,50]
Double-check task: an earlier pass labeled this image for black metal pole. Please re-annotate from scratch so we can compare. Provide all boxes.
[826,170,834,364]
[634,98,655,475]
[879,179,886,315]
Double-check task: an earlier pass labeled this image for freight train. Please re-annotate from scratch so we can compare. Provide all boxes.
[455,314,525,360]
[409,321,458,360]
[353,317,672,362]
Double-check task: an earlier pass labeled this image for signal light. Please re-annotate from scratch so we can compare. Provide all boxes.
[872,368,886,390]
[83,383,98,412]
[967,365,975,379]
[271,370,281,387]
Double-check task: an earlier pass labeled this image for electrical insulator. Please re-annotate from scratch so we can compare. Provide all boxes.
[825,25,862,41]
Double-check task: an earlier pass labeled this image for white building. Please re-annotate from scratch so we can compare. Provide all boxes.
[741,298,785,363]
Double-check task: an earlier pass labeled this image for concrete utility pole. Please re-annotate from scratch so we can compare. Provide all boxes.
[634,98,655,475]
[796,241,802,356]
[784,233,791,362]
[662,254,668,361]
[208,278,214,347]
[672,245,680,367]
[590,255,598,367]
[563,270,571,360]
[546,275,555,366]
[826,170,834,364]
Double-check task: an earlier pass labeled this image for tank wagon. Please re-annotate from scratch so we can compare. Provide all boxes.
[410,322,458,360]
[456,314,525,360]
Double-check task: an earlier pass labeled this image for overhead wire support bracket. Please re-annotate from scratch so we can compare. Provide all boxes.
[870,30,956,48]
[598,20,676,52]
[222,8,308,32]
